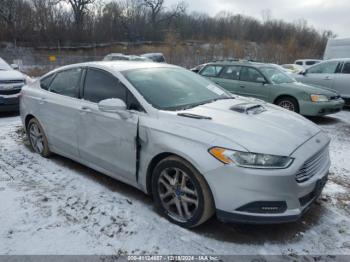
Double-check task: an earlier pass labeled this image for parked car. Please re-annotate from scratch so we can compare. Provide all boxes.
[103,53,151,62]
[141,53,166,63]
[199,61,344,116]
[296,58,350,106]
[294,59,322,69]
[281,64,304,74]
[21,61,330,228]
[0,57,27,112]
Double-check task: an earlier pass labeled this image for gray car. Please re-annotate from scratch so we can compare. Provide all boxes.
[20,61,330,228]
[296,58,350,105]
[0,57,26,112]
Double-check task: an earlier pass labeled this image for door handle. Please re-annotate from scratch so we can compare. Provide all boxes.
[240,85,245,88]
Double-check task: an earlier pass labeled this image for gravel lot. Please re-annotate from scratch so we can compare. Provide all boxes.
[0,110,349,256]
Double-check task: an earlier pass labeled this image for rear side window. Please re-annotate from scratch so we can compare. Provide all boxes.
[200,65,223,77]
[49,68,82,98]
[308,62,339,74]
[40,74,55,90]
[240,67,264,83]
[342,62,350,74]
[220,66,240,80]
[83,68,126,103]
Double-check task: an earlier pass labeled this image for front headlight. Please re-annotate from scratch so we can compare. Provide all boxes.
[209,147,293,169]
[310,94,329,102]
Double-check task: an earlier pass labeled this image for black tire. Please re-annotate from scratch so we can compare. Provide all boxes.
[275,96,300,113]
[27,118,51,158]
[152,156,215,228]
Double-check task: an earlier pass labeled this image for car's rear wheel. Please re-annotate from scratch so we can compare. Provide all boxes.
[27,118,51,157]
[276,97,299,113]
[152,156,215,228]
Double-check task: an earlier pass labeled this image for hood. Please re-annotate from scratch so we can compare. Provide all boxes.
[173,98,321,156]
[0,70,25,81]
[288,81,339,96]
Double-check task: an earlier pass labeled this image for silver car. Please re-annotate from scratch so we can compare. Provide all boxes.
[0,57,26,112]
[296,58,350,106]
[20,62,330,228]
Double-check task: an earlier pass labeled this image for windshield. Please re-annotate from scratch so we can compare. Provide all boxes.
[260,67,296,84]
[123,67,231,111]
[0,58,12,71]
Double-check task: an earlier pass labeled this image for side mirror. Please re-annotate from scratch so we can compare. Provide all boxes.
[98,98,130,118]
[11,64,19,70]
[256,77,266,84]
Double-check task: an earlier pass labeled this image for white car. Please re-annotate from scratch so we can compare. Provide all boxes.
[294,59,322,69]
[20,61,330,228]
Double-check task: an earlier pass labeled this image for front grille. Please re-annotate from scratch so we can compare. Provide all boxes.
[330,95,341,100]
[0,88,22,95]
[0,79,24,84]
[295,146,329,183]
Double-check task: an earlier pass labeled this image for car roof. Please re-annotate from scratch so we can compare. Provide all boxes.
[46,61,178,75]
[325,58,350,62]
[206,60,274,68]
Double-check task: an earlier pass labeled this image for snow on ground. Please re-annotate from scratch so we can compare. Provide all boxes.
[0,110,350,256]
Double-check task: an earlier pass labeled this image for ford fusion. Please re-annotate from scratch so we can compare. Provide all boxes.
[20,62,330,228]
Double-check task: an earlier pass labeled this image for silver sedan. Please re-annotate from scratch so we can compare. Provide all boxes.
[20,62,330,228]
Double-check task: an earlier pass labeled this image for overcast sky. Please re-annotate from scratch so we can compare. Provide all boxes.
[165,0,349,38]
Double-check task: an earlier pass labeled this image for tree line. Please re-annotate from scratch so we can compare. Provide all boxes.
[0,0,335,61]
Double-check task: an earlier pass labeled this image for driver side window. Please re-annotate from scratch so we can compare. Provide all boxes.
[308,62,339,74]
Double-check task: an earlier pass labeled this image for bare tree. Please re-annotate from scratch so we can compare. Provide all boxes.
[62,0,96,31]
[142,0,186,40]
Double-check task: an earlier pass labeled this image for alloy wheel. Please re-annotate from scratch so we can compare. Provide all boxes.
[278,100,296,112]
[29,123,44,154]
[157,167,199,222]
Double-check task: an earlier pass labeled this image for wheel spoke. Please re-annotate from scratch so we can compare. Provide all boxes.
[159,178,172,191]
[173,169,181,185]
[36,139,44,153]
[180,173,186,188]
[160,190,173,199]
[182,185,196,196]
[162,171,174,186]
[164,197,176,208]
[181,200,191,218]
[175,198,183,217]
[30,130,36,137]
[182,195,198,206]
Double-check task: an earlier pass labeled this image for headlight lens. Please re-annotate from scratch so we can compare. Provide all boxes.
[209,147,293,169]
[310,94,329,102]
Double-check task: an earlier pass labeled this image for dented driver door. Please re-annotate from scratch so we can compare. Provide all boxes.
[78,100,139,182]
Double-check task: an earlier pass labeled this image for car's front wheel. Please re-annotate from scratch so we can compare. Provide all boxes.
[276,97,299,113]
[27,118,51,157]
[152,156,215,228]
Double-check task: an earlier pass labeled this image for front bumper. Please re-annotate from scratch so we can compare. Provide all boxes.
[0,94,20,112]
[300,99,344,116]
[203,131,330,224]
